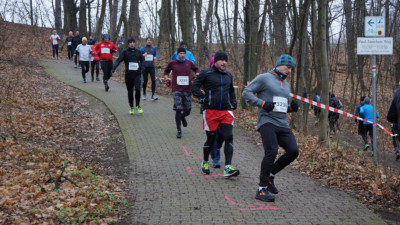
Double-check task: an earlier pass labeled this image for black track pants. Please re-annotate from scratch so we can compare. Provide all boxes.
[125,73,141,107]
[80,61,90,79]
[101,61,113,85]
[203,124,234,166]
[91,61,100,79]
[142,67,156,95]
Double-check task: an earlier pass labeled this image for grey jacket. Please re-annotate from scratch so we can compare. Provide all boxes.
[242,71,290,130]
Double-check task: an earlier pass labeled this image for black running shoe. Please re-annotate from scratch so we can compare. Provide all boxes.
[255,188,275,202]
[182,117,188,127]
[105,84,109,92]
[267,176,279,194]
[176,131,182,139]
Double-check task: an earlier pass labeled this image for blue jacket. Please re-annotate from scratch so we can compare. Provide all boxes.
[360,104,379,124]
[354,103,364,122]
[171,50,196,64]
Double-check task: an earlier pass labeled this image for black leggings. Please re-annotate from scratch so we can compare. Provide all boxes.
[67,46,73,59]
[80,61,90,79]
[101,61,113,85]
[362,124,373,146]
[125,73,141,107]
[175,109,191,132]
[142,67,156,95]
[259,123,299,187]
[203,124,234,166]
[52,45,59,57]
[91,61,100,79]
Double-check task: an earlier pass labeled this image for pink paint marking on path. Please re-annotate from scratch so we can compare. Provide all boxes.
[182,146,202,159]
[224,195,280,211]
[186,167,224,177]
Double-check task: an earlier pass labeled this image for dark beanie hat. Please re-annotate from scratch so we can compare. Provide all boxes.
[364,97,370,104]
[180,41,188,46]
[128,37,136,43]
[276,54,295,68]
[214,50,228,62]
[177,47,186,54]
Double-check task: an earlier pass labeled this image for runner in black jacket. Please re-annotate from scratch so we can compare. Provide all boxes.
[191,50,239,177]
[71,31,81,68]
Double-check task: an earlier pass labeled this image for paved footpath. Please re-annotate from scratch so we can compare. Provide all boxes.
[42,59,386,225]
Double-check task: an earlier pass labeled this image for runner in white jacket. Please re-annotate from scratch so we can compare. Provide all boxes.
[49,30,61,60]
[74,37,92,83]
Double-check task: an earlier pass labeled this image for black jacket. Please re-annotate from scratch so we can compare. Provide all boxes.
[111,47,143,74]
[71,35,81,49]
[191,66,236,110]
[387,88,400,130]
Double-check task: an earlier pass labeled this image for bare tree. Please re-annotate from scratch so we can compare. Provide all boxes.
[128,0,140,38]
[214,0,226,51]
[95,0,106,40]
[54,0,62,36]
[63,0,78,34]
[79,0,88,37]
[177,0,194,48]
[110,0,118,41]
[195,0,213,66]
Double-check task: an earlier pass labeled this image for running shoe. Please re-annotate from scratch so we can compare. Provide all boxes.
[91,77,94,82]
[105,84,109,92]
[151,95,158,101]
[136,106,143,114]
[176,131,182,139]
[129,107,134,115]
[96,77,100,81]
[74,64,77,68]
[212,160,221,168]
[364,144,370,151]
[142,94,147,100]
[267,176,279,194]
[201,161,210,174]
[182,116,188,127]
[255,188,275,202]
[83,78,86,83]
[224,165,240,177]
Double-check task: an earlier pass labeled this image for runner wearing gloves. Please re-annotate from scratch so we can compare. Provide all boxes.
[73,37,92,83]
[111,38,144,114]
[65,31,74,61]
[90,42,100,82]
[95,34,117,92]
[164,47,200,138]
[71,31,81,68]
[140,37,158,100]
[49,30,61,60]
[171,41,196,64]
[242,54,299,202]
[191,50,240,177]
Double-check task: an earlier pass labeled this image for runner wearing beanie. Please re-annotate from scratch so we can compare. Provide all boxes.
[90,40,100,82]
[242,54,299,202]
[111,38,145,114]
[171,41,196,64]
[191,50,240,177]
[140,37,158,100]
[360,97,379,155]
[71,31,81,68]
[65,31,74,61]
[49,30,61,60]
[73,37,93,83]
[164,47,200,138]
[95,34,117,92]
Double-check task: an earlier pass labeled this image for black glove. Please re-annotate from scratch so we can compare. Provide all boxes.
[110,49,115,53]
[231,102,237,110]
[262,101,276,112]
[289,100,298,112]
[199,98,206,104]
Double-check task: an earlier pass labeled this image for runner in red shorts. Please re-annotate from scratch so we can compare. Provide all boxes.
[191,50,239,177]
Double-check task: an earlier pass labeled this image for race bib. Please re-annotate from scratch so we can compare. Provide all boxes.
[177,76,189,85]
[273,96,288,113]
[145,54,154,61]
[53,39,58,45]
[101,48,110,54]
[129,62,139,71]
[67,41,71,46]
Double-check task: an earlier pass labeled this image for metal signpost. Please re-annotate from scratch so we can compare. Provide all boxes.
[357,16,393,165]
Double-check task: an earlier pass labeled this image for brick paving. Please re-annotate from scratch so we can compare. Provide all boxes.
[42,59,386,225]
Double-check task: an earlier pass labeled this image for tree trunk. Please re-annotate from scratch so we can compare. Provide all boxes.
[195,0,213,66]
[116,0,127,38]
[88,0,92,36]
[63,0,78,34]
[343,0,356,105]
[233,0,238,45]
[110,0,118,41]
[317,0,329,146]
[95,0,107,40]
[177,0,194,48]
[128,0,140,38]
[271,0,287,55]
[55,0,62,36]
[214,0,226,51]
[79,0,88,37]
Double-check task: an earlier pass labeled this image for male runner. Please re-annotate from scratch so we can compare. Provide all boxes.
[164,47,199,138]
[111,38,144,114]
[95,34,117,92]
[74,37,92,83]
[242,54,299,202]
[140,37,158,100]
[191,50,239,177]
[65,31,74,61]
[71,31,81,68]
[171,41,196,64]
[49,30,61,60]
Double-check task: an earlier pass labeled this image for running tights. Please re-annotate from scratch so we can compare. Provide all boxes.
[203,124,233,165]
[91,61,100,79]
[52,44,59,58]
[101,61,113,85]
[125,73,141,107]
[80,61,90,79]
[175,110,190,132]
[142,67,156,95]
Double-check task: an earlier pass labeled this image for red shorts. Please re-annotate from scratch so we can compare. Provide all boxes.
[203,109,234,131]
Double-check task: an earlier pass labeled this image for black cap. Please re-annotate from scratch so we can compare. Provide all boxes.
[180,41,188,47]
[177,47,186,54]
[214,50,228,62]
[128,38,136,43]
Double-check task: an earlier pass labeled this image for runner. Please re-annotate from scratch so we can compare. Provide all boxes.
[328,93,342,134]
[116,35,125,51]
[171,41,196,64]
[90,41,100,82]
[387,87,400,160]
[360,97,379,155]
[242,54,299,202]
[354,96,366,141]
[140,37,158,100]
[391,123,400,160]
[88,36,96,45]
[71,31,82,68]
[191,50,239,177]
[111,38,144,114]
[312,91,321,119]
[73,37,92,83]
[49,30,61,60]
[65,31,74,61]
[94,34,117,92]
[164,47,199,138]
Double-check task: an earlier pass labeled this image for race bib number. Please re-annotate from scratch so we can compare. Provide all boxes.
[129,62,139,71]
[273,96,288,113]
[145,54,154,61]
[177,76,189,85]
[53,39,58,45]
[101,48,110,54]
[67,41,71,46]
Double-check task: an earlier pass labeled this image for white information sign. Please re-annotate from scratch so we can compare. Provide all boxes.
[364,16,385,37]
[357,38,393,55]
